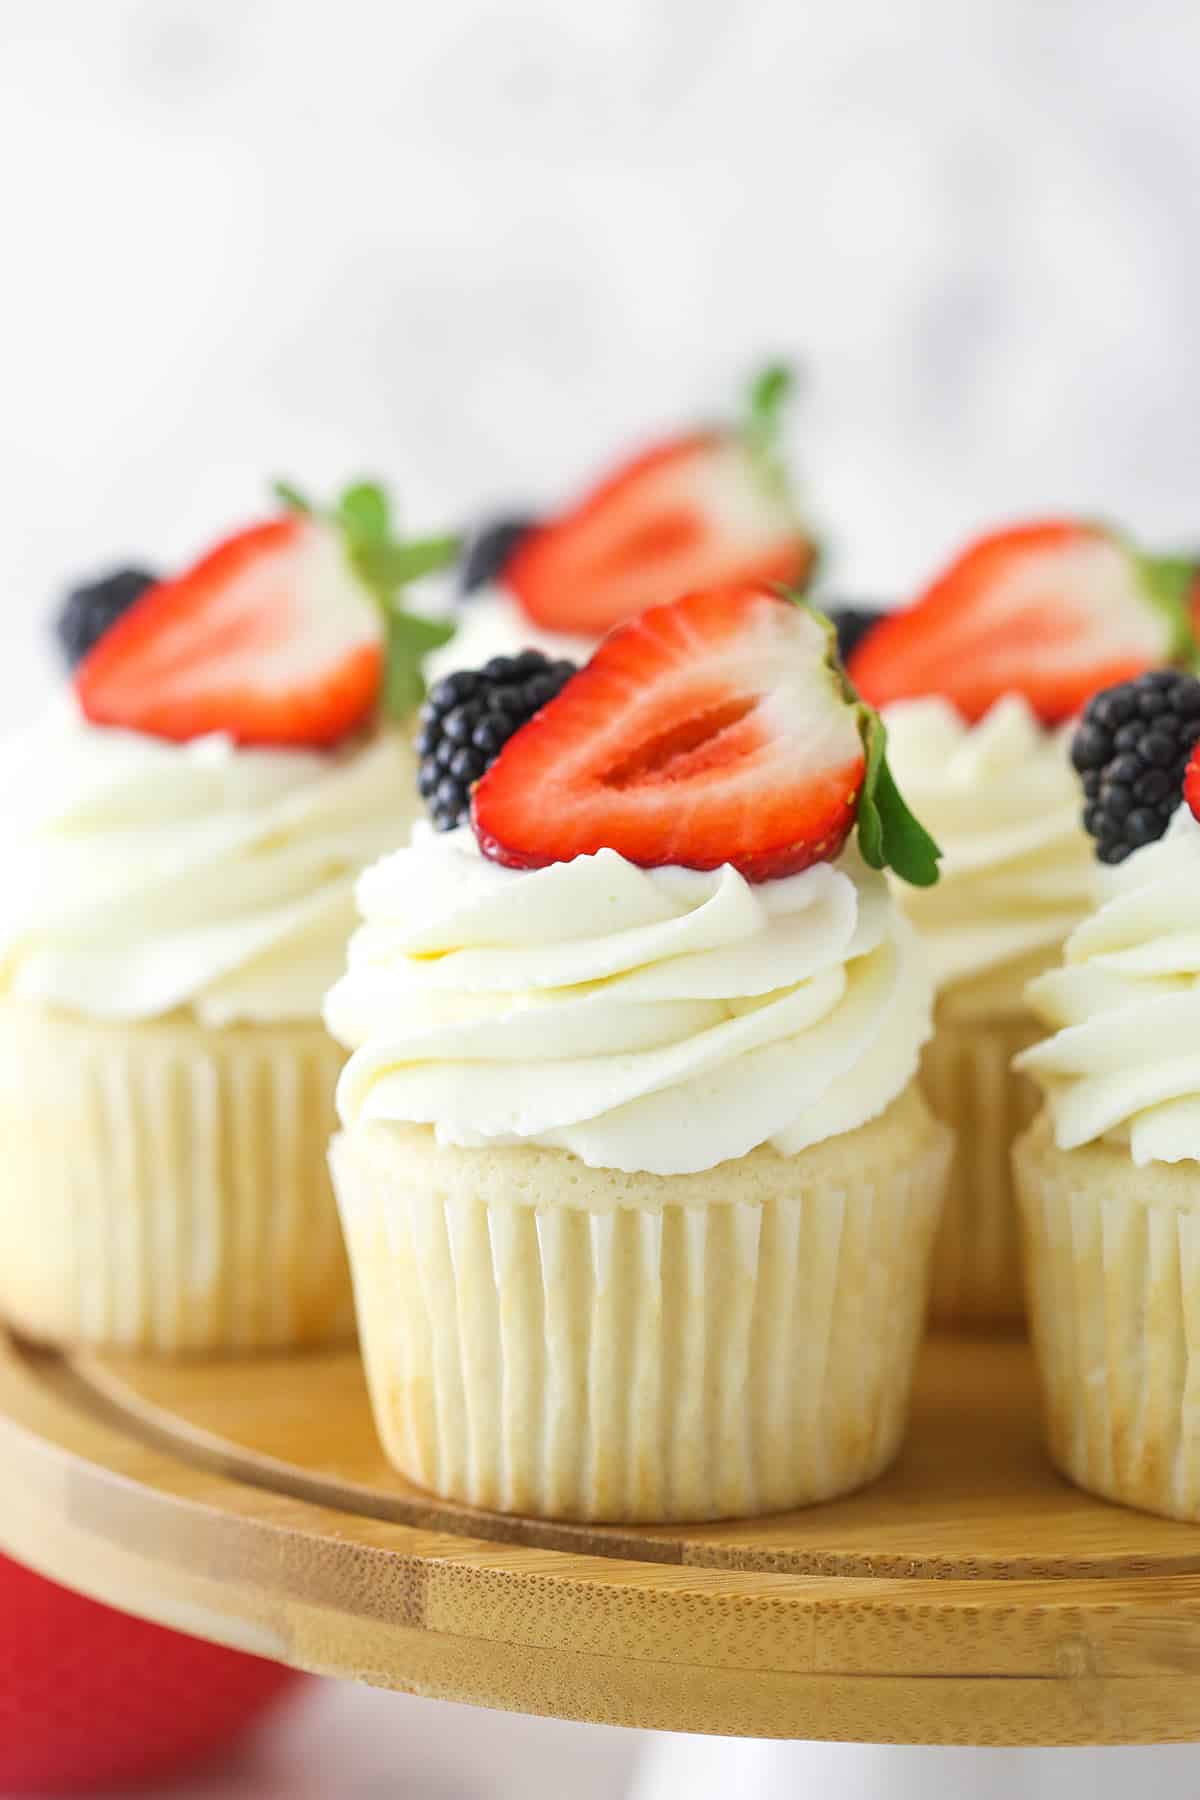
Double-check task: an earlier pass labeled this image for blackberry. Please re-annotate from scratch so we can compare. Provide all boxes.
[416,649,577,830]
[56,566,157,669]
[829,604,886,665]
[458,515,538,596]
[1071,670,1200,863]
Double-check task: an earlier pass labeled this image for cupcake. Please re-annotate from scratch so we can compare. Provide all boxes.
[0,481,456,1353]
[426,362,817,685]
[1014,667,1200,1520]
[328,584,951,1523]
[883,696,1092,1325]
[849,519,1195,1328]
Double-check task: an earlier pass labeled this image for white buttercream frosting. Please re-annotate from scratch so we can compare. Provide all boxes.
[1018,805,1200,1164]
[326,824,934,1175]
[0,701,418,1027]
[883,695,1093,1015]
[424,590,595,685]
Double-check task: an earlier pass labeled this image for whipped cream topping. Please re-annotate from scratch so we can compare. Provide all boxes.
[424,590,596,686]
[883,695,1093,1014]
[326,825,934,1175]
[1018,805,1200,1164]
[0,701,417,1026]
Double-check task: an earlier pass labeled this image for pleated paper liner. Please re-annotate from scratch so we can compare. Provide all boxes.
[0,999,353,1353]
[921,1006,1043,1329]
[1015,1112,1200,1522]
[332,1083,952,1524]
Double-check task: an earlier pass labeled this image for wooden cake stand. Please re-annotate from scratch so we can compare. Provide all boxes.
[3,1325,1200,1758]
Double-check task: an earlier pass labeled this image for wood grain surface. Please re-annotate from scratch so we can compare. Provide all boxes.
[76,1334,1200,1580]
[5,1328,1200,1744]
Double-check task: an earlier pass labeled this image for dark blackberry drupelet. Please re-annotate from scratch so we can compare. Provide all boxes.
[830,605,886,666]
[1071,670,1200,862]
[416,650,577,830]
[458,516,538,596]
[56,567,158,669]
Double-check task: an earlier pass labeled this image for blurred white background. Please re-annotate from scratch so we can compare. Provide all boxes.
[3,1,1200,1793]
[3,0,1200,722]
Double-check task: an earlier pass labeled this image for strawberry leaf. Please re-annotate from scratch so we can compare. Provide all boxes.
[792,592,941,887]
[272,479,314,515]
[338,481,391,543]
[383,609,455,721]
[367,535,464,588]
[1136,551,1197,663]
[856,708,942,887]
[744,361,795,453]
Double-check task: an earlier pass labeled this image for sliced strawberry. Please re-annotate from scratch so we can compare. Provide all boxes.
[848,520,1194,727]
[74,483,459,750]
[505,367,816,637]
[472,583,940,887]
[76,516,382,749]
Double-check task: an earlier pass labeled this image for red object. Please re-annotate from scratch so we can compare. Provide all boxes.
[472,583,864,882]
[1184,742,1200,826]
[75,514,383,749]
[506,432,814,638]
[849,520,1181,726]
[0,1553,302,1795]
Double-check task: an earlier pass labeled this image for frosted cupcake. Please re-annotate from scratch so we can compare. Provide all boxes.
[849,520,1195,1328]
[427,363,817,685]
[0,482,456,1353]
[884,697,1092,1325]
[328,585,951,1523]
[1014,667,1200,1519]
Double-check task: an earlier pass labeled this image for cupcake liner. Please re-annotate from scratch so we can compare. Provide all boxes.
[0,999,353,1353]
[921,1006,1043,1329]
[331,1085,952,1523]
[1014,1113,1200,1521]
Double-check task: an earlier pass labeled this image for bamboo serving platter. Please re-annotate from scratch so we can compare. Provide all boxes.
[5,1326,1200,1746]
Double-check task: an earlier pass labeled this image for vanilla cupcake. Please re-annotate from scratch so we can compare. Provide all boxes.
[1015,696,1200,1518]
[848,520,1194,1328]
[0,484,456,1353]
[427,362,817,685]
[885,697,1092,1327]
[328,586,950,1522]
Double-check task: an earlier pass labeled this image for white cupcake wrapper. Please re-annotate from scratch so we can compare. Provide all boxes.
[332,1107,951,1523]
[0,1001,352,1352]
[921,1008,1042,1328]
[1015,1117,1200,1520]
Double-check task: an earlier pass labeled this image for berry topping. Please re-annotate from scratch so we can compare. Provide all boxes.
[849,521,1195,726]
[1071,670,1200,862]
[471,584,939,886]
[505,364,817,638]
[56,566,158,669]
[75,482,458,750]
[417,649,577,831]
[459,516,538,596]
[1185,741,1200,828]
[830,604,887,666]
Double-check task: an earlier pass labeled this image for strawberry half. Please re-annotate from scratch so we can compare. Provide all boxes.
[75,484,457,749]
[471,584,939,886]
[848,520,1195,727]
[505,365,817,638]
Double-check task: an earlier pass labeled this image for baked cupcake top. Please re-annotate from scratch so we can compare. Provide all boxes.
[883,695,1092,1014]
[1018,669,1200,1163]
[3,481,458,1027]
[328,583,940,1174]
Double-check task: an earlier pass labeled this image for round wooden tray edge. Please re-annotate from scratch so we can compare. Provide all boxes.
[6,1332,1200,1743]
